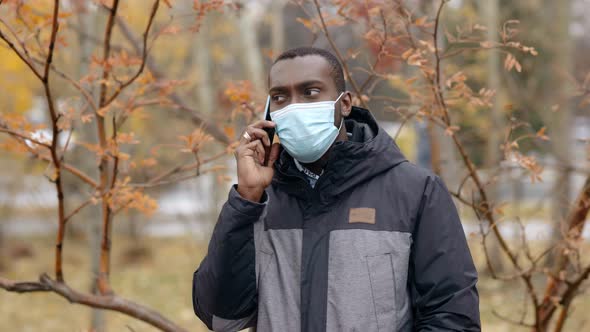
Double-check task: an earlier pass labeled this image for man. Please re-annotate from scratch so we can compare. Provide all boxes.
[192,47,480,332]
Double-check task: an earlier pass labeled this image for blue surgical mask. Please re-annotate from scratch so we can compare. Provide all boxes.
[269,93,344,163]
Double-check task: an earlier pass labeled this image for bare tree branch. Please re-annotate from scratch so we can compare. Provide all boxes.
[0,277,51,293]
[102,0,159,106]
[67,17,230,145]
[539,175,590,328]
[0,127,52,149]
[312,0,369,109]
[415,0,545,327]
[95,0,121,296]
[38,0,67,284]
[0,23,43,80]
[0,274,188,332]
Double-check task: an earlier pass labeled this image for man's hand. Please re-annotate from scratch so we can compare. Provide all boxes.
[235,120,281,202]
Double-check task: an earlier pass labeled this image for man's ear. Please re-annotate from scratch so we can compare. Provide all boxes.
[340,91,353,117]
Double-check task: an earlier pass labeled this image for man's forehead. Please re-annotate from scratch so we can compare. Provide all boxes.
[269,55,333,90]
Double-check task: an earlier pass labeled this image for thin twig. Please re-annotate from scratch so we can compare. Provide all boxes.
[30,57,99,112]
[0,127,52,148]
[102,0,160,106]
[64,197,95,224]
[312,0,368,109]
[127,148,227,191]
[131,165,227,189]
[0,26,42,80]
[70,19,230,144]
[539,176,590,327]
[61,163,99,188]
[359,8,388,93]
[8,134,99,188]
[492,309,535,328]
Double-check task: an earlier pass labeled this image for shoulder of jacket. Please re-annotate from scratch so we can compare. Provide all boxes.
[386,161,437,185]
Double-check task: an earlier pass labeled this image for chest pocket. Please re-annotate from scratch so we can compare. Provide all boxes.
[326,229,411,332]
[367,253,396,331]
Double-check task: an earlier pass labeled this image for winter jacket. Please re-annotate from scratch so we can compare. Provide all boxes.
[192,106,481,332]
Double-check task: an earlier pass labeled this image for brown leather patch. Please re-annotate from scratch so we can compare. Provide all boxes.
[349,208,376,224]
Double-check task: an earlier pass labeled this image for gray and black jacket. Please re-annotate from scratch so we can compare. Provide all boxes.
[193,107,480,331]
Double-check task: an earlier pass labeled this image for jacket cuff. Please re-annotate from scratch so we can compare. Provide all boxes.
[227,184,268,217]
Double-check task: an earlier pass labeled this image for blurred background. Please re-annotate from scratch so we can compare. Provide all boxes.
[0,0,589,331]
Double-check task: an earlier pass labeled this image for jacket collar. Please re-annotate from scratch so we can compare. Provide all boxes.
[272,106,408,199]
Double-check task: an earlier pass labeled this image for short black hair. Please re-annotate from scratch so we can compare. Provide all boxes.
[273,47,346,93]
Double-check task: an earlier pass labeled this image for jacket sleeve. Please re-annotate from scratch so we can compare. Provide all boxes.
[192,185,266,331]
[410,175,480,331]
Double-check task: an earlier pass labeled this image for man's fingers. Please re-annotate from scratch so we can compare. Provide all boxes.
[267,143,281,167]
[240,140,265,164]
[239,131,252,145]
[247,127,271,146]
[250,120,275,129]
[253,140,265,164]
[239,121,275,146]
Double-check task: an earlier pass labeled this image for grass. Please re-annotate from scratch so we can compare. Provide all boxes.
[1,234,210,332]
[1,234,588,331]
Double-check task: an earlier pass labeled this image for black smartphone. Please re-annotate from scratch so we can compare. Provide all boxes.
[263,96,275,166]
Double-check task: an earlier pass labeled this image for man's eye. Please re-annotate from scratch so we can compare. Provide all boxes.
[304,88,320,96]
[271,95,286,103]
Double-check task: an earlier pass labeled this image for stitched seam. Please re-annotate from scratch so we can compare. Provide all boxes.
[366,255,381,332]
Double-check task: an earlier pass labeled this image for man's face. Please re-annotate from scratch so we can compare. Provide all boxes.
[268,55,349,125]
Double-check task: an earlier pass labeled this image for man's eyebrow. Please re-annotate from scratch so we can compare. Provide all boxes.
[297,80,325,87]
[268,85,288,94]
[268,80,326,93]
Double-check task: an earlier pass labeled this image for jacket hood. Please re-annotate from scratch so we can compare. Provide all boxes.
[273,106,408,199]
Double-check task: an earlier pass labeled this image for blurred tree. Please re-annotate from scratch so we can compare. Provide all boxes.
[237,2,265,94]
[482,0,505,273]
[73,3,107,331]
[544,0,574,263]
[270,0,287,58]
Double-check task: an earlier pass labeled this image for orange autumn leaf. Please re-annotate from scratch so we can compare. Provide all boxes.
[296,17,315,31]
[116,132,139,145]
[81,113,95,123]
[224,81,253,104]
[140,158,158,167]
[536,127,550,141]
[414,16,428,27]
[223,125,236,140]
[178,128,213,153]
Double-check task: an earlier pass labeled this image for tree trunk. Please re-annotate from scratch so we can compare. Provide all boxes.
[237,4,265,95]
[194,14,215,116]
[74,3,105,331]
[271,0,286,57]
[430,2,460,187]
[482,0,505,273]
[545,0,573,267]
[189,5,227,227]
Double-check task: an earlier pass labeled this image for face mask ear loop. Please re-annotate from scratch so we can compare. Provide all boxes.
[334,92,345,130]
[337,116,344,130]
